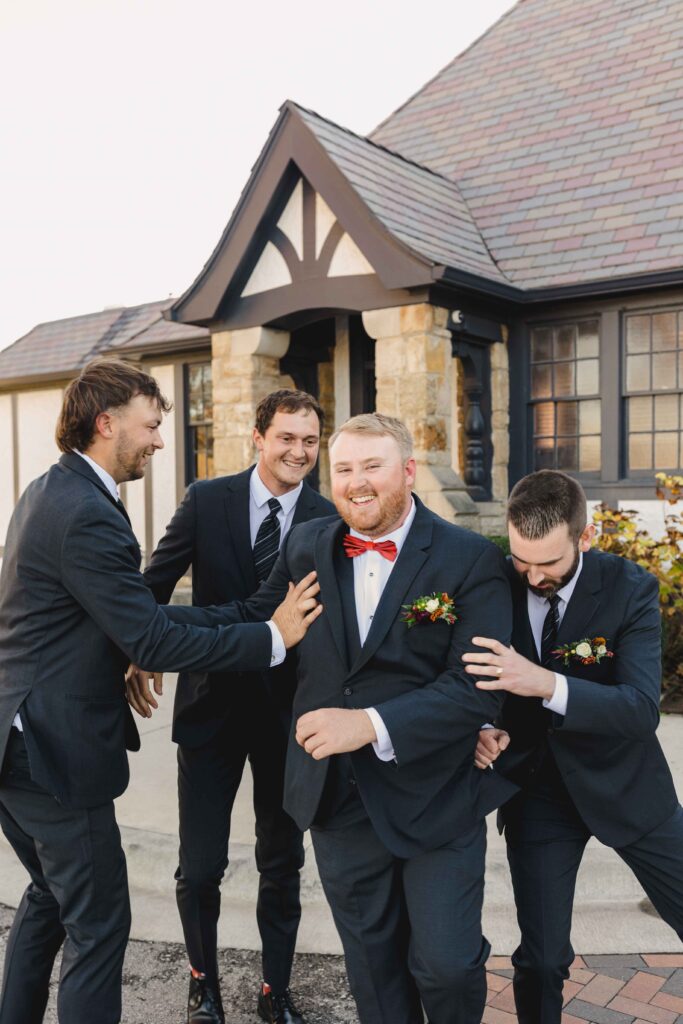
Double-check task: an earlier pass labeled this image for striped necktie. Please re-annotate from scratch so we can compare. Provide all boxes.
[253,498,282,582]
[540,593,561,666]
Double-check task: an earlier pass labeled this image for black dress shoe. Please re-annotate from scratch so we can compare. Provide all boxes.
[257,986,306,1024]
[188,975,225,1024]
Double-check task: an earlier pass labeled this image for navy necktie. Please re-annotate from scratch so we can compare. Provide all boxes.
[540,593,561,666]
[253,498,282,582]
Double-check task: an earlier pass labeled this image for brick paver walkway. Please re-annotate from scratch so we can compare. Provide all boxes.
[485,955,683,1023]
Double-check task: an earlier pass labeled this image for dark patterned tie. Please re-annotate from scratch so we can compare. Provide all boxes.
[540,593,561,666]
[253,498,282,582]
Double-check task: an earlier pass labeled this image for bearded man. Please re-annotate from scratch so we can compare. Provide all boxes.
[465,469,683,1024]
[161,412,517,1024]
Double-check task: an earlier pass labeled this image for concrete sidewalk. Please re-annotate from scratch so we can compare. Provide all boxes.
[1,676,682,957]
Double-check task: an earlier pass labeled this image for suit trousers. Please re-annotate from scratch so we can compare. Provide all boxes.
[0,729,130,1024]
[505,774,683,1024]
[175,698,304,992]
[311,804,489,1024]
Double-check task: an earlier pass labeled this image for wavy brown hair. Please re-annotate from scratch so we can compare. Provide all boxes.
[254,388,323,436]
[56,359,172,454]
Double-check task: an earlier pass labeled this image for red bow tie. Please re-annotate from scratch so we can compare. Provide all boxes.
[343,534,398,562]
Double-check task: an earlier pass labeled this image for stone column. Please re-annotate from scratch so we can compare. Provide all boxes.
[211,326,292,476]
[362,304,479,527]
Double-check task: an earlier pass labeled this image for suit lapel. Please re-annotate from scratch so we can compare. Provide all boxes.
[348,501,432,676]
[555,548,602,647]
[223,468,258,594]
[508,566,539,662]
[314,519,351,670]
[291,480,320,527]
[59,453,129,524]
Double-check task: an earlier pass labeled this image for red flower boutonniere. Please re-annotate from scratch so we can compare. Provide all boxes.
[552,636,614,666]
[401,592,458,628]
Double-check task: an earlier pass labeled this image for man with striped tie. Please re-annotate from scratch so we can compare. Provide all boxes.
[133,389,334,1024]
[465,469,683,1024]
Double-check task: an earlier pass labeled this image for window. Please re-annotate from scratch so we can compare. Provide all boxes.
[529,320,601,474]
[185,362,213,483]
[624,311,683,472]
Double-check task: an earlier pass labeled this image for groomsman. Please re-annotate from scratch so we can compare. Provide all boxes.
[0,361,319,1024]
[467,469,683,1024]
[160,413,518,1024]
[136,389,333,1024]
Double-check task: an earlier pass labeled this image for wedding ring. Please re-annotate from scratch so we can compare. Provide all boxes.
[497,667,503,676]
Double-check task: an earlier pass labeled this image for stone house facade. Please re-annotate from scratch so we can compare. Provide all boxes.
[2,0,683,556]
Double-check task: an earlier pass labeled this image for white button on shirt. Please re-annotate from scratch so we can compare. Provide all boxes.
[526,551,584,717]
[349,499,417,761]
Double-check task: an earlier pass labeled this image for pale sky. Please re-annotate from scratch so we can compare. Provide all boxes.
[0,0,514,350]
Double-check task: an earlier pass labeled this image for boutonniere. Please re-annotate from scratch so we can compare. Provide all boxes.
[552,636,614,666]
[401,592,458,628]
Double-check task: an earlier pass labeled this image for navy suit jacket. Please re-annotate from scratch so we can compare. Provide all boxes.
[0,454,272,809]
[143,467,334,747]
[165,496,518,857]
[498,549,679,846]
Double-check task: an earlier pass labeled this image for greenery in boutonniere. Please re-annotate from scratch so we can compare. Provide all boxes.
[401,592,458,628]
[552,636,614,667]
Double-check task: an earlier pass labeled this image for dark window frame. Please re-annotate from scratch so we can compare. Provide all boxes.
[184,360,214,485]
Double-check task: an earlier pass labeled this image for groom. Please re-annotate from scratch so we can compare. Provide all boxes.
[164,412,517,1024]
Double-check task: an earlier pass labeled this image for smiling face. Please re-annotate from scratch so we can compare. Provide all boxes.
[110,394,165,482]
[253,408,321,495]
[508,520,594,596]
[330,430,416,537]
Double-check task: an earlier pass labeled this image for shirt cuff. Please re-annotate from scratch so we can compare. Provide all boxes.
[266,620,286,667]
[366,707,395,762]
[543,673,568,716]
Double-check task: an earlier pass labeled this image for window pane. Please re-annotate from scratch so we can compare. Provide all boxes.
[534,439,555,470]
[557,402,578,436]
[554,361,575,396]
[629,396,652,432]
[653,312,677,351]
[626,354,651,392]
[653,352,677,391]
[532,364,552,398]
[655,393,679,431]
[557,439,578,470]
[579,399,601,435]
[629,433,652,470]
[626,315,651,353]
[655,433,679,469]
[554,325,575,360]
[579,435,601,472]
[533,402,554,436]
[576,358,599,395]
[531,328,552,362]
[577,321,599,358]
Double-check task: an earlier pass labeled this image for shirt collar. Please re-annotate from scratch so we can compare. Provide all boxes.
[529,550,584,607]
[250,465,303,515]
[350,496,416,556]
[75,451,119,501]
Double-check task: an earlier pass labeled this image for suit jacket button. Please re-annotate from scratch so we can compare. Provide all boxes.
[344,687,353,696]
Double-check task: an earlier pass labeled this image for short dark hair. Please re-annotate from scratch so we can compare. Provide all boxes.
[56,359,172,454]
[507,470,588,542]
[254,388,323,437]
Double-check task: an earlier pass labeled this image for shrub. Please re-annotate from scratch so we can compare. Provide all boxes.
[592,472,683,705]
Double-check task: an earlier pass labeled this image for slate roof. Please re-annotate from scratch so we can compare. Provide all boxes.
[0,300,209,384]
[294,103,507,284]
[371,0,683,290]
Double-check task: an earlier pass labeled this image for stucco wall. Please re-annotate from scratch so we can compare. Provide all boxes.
[16,389,63,498]
[0,396,14,546]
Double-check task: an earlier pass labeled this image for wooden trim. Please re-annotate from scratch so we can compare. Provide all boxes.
[11,393,19,504]
[144,451,154,562]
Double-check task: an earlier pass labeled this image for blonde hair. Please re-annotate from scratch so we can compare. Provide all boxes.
[329,413,413,461]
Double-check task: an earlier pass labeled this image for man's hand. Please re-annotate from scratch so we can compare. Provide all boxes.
[296,708,377,760]
[272,572,323,648]
[474,728,510,769]
[125,664,164,718]
[462,637,556,699]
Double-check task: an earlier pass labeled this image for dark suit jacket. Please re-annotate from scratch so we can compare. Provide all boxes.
[498,548,679,847]
[143,467,334,747]
[165,496,518,858]
[0,454,273,809]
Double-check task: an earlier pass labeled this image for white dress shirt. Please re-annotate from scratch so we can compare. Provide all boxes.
[249,467,303,666]
[13,451,121,733]
[347,499,417,762]
[526,551,584,717]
